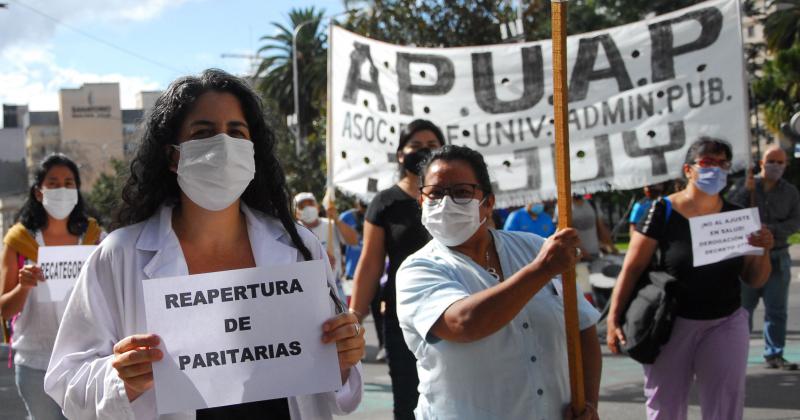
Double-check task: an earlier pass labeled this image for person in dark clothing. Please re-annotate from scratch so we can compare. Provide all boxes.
[728,145,800,370]
[349,119,445,420]
[606,137,774,420]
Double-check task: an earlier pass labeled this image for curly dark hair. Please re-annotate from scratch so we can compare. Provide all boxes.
[116,68,311,260]
[16,154,89,236]
[421,145,494,196]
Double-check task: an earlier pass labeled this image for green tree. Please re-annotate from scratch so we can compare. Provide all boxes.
[752,43,800,131]
[254,7,332,204]
[342,0,709,46]
[85,158,129,229]
[763,0,800,51]
[255,7,328,140]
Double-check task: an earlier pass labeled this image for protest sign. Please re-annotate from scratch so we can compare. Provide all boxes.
[689,207,763,267]
[329,0,749,206]
[35,245,96,302]
[142,260,341,414]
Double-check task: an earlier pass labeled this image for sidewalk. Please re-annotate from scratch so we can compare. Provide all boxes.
[341,244,800,420]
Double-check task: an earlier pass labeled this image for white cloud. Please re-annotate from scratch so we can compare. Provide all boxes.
[0,0,193,52]
[0,46,161,111]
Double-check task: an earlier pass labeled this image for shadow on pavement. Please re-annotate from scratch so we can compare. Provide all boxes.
[600,382,647,404]
[600,367,800,412]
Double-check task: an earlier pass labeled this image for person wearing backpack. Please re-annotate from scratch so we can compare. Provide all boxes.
[606,137,774,420]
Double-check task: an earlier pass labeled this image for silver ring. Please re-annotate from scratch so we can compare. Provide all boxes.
[353,323,360,337]
[575,247,582,258]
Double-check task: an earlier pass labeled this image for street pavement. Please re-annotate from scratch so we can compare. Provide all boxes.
[2,247,799,419]
[337,245,800,420]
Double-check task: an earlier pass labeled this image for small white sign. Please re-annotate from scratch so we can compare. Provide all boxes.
[35,245,96,302]
[689,207,763,267]
[142,260,341,415]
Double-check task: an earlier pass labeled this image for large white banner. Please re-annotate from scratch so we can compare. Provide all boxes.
[330,0,748,206]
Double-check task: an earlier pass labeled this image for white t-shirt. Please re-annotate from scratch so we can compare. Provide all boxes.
[12,231,77,370]
[306,217,344,279]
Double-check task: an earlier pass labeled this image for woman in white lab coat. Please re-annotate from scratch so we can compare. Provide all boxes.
[44,69,365,420]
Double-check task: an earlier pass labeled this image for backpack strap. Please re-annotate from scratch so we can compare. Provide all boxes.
[662,197,672,223]
[654,197,672,269]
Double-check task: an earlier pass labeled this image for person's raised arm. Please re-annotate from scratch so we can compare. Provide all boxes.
[326,205,359,246]
[335,219,359,246]
[429,229,579,343]
[348,221,386,321]
[605,231,657,353]
[0,245,40,319]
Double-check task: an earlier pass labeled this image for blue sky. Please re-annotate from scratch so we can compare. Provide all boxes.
[0,0,345,118]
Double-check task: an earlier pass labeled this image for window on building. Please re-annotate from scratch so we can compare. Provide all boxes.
[747,25,755,38]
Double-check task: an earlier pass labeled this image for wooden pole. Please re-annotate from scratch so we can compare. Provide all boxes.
[325,19,336,260]
[551,0,586,415]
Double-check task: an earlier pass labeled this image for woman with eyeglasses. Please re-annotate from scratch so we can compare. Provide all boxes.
[43,70,364,420]
[348,119,445,419]
[395,145,602,420]
[606,137,773,420]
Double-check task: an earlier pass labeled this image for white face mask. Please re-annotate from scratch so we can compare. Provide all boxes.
[421,196,486,247]
[41,187,78,220]
[299,206,319,224]
[175,133,256,211]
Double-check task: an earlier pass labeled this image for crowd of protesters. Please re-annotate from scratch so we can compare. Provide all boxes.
[1,69,797,420]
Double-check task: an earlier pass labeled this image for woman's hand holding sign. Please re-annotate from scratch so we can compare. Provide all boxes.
[112,334,163,402]
[17,264,44,289]
[747,226,774,250]
[322,311,365,384]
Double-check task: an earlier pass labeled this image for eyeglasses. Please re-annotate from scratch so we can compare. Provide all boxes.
[693,157,732,170]
[420,183,481,205]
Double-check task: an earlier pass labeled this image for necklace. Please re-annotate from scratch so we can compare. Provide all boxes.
[484,236,501,281]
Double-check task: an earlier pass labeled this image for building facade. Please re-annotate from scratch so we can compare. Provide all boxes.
[58,83,125,188]
[20,83,161,190]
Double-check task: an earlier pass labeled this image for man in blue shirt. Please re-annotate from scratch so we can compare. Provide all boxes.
[628,183,665,235]
[503,202,555,237]
[340,200,367,280]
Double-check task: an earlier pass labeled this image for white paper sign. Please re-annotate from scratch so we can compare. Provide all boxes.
[35,245,96,302]
[142,260,341,415]
[330,0,749,207]
[689,207,763,267]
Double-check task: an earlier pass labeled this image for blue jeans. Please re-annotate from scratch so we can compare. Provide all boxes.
[741,248,792,358]
[15,364,67,420]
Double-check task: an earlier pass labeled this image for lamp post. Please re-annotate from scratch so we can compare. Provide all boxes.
[291,8,361,156]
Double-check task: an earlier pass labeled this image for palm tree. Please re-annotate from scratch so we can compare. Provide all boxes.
[752,43,800,131]
[255,7,328,140]
[763,0,800,51]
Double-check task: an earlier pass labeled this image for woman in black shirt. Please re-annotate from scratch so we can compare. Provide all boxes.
[606,137,773,420]
[349,119,445,420]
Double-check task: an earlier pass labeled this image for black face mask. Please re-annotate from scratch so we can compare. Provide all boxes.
[402,148,432,175]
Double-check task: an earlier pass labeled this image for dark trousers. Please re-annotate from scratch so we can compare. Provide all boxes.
[371,288,384,348]
[384,318,419,420]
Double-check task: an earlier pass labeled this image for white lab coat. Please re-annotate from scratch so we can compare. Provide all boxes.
[44,204,363,420]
